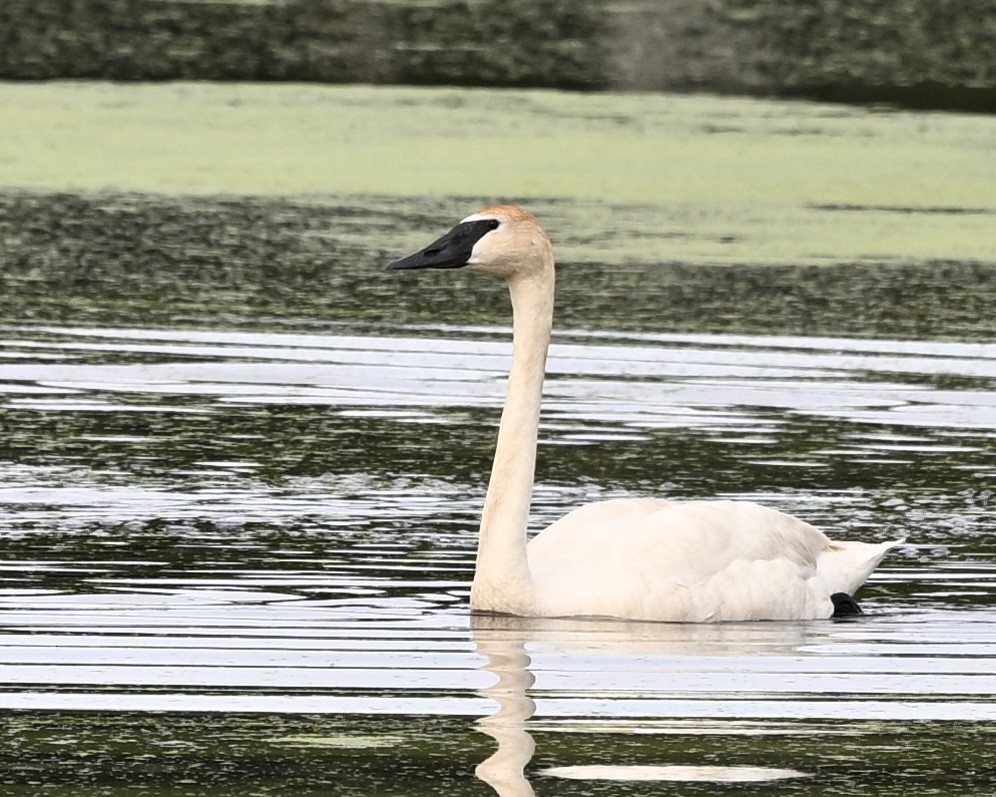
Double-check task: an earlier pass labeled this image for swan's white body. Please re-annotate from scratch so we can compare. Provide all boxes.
[391,205,902,622]
[521,498,895,622]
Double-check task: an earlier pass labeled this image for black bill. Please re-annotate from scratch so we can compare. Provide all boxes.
[389,219,499,270]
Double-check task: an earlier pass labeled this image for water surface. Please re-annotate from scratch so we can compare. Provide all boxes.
[2,82,994,264]
[1,322,994,796]
[1,82,995,796]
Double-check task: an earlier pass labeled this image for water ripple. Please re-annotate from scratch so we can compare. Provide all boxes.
[1,322,994,795]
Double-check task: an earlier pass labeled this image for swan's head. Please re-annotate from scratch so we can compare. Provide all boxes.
[388,205,553,280]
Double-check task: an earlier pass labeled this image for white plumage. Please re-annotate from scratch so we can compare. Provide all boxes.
[527,498,897,621]
[390,204,902,622]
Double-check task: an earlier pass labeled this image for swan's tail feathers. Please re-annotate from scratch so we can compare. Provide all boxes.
[818,538,905,597]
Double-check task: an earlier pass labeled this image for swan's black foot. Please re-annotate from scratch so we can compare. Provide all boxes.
[830,592,863,618]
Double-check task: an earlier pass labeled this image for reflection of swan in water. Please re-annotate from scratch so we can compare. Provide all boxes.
[391,206,902,622]
[472,615,812,795]
[474,619,537,797]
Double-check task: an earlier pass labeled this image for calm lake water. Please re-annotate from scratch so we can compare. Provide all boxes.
[1,83,995,796]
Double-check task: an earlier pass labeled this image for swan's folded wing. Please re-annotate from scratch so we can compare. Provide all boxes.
[526,498,895,621]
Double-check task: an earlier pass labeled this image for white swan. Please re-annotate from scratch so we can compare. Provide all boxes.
[390,205,902,622]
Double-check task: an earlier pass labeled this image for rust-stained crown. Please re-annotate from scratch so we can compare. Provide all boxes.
[470,204,540,224]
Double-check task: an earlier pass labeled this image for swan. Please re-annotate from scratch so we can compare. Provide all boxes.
[389,204,902,622]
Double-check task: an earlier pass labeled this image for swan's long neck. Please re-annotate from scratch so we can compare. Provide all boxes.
[471,266,554,613]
